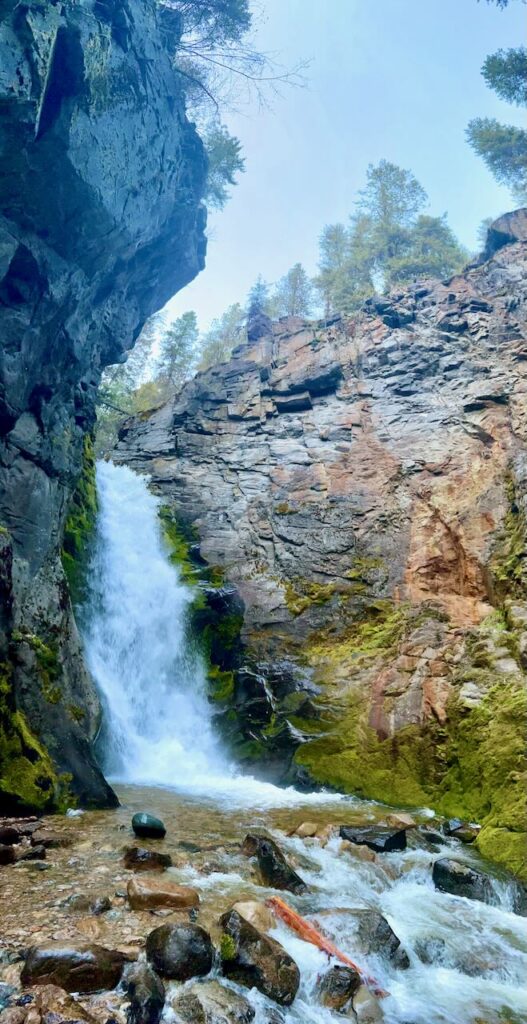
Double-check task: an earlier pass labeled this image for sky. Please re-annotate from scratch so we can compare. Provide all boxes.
[165,0,526,330]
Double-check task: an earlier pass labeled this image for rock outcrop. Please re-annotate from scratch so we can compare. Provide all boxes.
[0,1,206,810]
[114,213,527,879]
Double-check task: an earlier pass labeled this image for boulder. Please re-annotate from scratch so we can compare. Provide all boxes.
[30,830,72,849]
[0,846,16,866]
[241,835,306,894]
[291,822,318,839]
[442,820,480,844]
[132,815,166,840]
[127,877,199,911]
[339,841,376,863]
[219,909,300,1006]
[352,910,409,969]
[171,979,255,1023]
[339,826,406,853]
[91,896,112,916]
[14,844,46,863]
[0,828,19,846]
[385,813,416,830]
[351,984,383,1023]
[124,848,172,873]
[146,923,213,981]
[123,961,165,1024]
[20,943,129,993]
[432,858,494,903]
[318,965,361,1010]
[230,901,275,934]
[26,985,95,1023]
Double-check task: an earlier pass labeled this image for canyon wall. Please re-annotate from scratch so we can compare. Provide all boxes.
[115,214,527,877]
[0,0,206,810]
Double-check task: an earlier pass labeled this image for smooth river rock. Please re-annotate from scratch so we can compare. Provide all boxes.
[241,835,307,894]
[146,923,214,981]
[124,847,173,873]
[171,979,255,1024]
[339,826,407,853]
[123,961,165,1024]
[20,942,129,993]
[132,815,166,840]
[127,876,199,911]
[318,965,361,1010]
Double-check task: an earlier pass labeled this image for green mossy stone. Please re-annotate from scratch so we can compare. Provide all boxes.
[132,813,166,839]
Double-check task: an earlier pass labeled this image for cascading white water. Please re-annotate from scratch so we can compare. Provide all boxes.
[82,461,340,808]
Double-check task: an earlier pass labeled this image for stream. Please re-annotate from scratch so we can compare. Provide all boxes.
[2,462,524,1024]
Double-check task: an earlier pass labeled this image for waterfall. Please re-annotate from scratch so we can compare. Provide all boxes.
[82,461,340,808]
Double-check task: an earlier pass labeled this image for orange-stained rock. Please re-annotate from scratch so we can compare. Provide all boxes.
[127,876,199,911]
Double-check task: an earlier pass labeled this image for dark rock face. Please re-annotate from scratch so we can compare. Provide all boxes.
[219,909,300,1007]
[123,961,165,1024]
[0,0,206,810]
[339,826,407,853]
[146,923,214,982]
[432,858,494,903]
[483,208,527,259]
[20,942,129,993]
[241,834,307,894]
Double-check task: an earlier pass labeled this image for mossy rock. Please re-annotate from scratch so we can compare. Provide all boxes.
[61,434,98,600]
[0,662,65,813]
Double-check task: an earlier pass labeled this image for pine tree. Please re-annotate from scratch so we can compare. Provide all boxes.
[272,263,313,317]
[198,303,245,370]
[158,311,200,391]
[467,46,527,203]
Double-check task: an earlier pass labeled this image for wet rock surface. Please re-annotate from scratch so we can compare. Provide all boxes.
[123,849,172,874]
[131,817,166,841]
[339,828,407,853]
[127,878,199,912]
[318,965,361,1010]
[20,943,129,993]
[219,910,300,1006]
[145,924,213,982]
[432,858,495,903]
[241,836,307,894]
[171,979,255,1024]
[123,961,165,1024]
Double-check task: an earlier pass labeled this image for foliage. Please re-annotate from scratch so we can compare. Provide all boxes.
[246,275,272,316]
[314,162,466,314]
[62,435,98,600]
[272,262,314,317]
[482,47,527,106]
[198,302,245,369]
[468,42,527,203]
[202,123,246,210]
[158,311,200,391]
[467,118,527,203]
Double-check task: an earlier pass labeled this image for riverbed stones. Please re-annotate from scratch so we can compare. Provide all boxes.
[339,826,407,853]
[432,858,494,902]
[124,848,172,873]
[291,822,318,839]
[146,923,213,981]
[171,979,255,1023]
[0,828,19,846]
[0,846,16,866]
[351,985,383,1023]
[127,877,199,911]
[219,909,300,1006]
[385,813,416,830]
[230,901,275,934]
[132,815,166,840]
[443,819,480,843]
[241,835,306,894]
[123,961,165,1024]
[30,830,72,849]
[318,965,361,1010]
[20,943,129,993]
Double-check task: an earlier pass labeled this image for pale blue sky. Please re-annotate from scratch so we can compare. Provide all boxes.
[166,0,526,329]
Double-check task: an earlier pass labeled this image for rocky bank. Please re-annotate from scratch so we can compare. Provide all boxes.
[0,0,207,811]
[114,212,527,879]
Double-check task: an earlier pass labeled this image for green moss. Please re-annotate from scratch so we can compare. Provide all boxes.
[285,579,339,617]
[159,505,201,586]
[491,474,527,600]
[208,665,235,703]
[68,703,86,724]
[275,502,295,515]
[219,933,237,961]
[61,434,98,599]
[13,631,62,705]
[0,662,62,813]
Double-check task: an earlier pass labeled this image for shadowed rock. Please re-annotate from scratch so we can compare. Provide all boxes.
[146,923,213,982]
[20,943,129,993]
[241,835,307,894]
[219,909,300,1007]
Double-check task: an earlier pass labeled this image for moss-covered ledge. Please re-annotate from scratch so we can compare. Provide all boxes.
[61,434,98,600]
[294,602,527,881]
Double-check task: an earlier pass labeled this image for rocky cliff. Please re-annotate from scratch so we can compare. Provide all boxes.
[0,0,207,811]
[114,212,527,878]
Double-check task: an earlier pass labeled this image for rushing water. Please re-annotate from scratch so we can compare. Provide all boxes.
[78,461,527,1024]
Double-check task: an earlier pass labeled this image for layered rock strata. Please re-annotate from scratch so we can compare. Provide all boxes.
[0,0,207,810]
[114,213,527,878]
